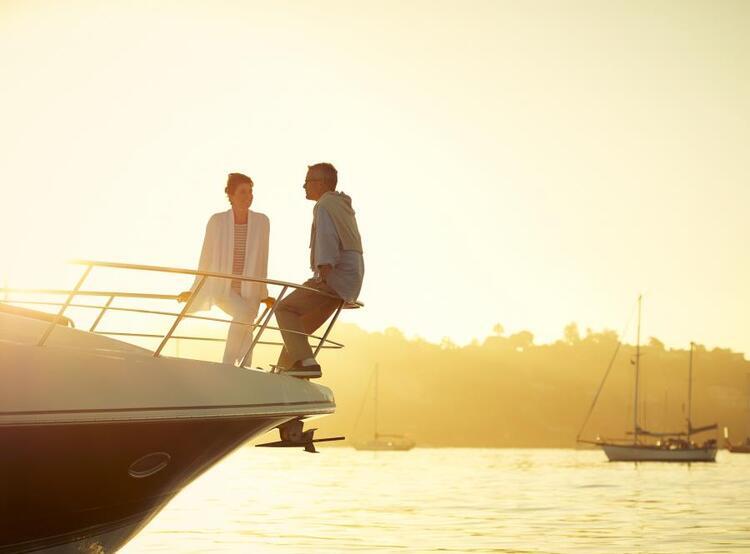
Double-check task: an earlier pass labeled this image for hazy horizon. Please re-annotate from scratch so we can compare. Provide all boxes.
[102,315,746,448]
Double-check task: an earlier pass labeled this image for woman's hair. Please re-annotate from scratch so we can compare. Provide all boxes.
[225,172,254,196]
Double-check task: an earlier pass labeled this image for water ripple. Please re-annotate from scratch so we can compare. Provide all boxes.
[122,448,750,553]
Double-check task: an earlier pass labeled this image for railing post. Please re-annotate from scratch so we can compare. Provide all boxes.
[313,300,344,357]
[89,295,114,332]
[37,264,92,347]
[154,276,206,358]
[239,285,288,368]
[234,304,269,368]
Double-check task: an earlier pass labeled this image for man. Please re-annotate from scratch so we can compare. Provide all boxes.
[275,162,364,379]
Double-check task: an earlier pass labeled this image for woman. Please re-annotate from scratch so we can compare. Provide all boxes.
[178,172,272,366]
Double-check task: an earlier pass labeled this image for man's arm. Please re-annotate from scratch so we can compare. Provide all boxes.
[314,207,340,281]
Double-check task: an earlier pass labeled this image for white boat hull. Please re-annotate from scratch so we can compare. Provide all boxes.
[600,443,717,462]
[0,312,337,552]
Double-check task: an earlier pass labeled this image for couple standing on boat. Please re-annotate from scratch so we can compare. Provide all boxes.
[177,162,364,379]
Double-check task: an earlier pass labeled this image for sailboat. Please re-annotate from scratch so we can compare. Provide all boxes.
[580,295,718,462]
[353,365,415,451]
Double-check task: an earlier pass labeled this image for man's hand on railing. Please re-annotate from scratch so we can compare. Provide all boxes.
[317,264,333,281]
[262,297,275,309]
[177,291,192,303]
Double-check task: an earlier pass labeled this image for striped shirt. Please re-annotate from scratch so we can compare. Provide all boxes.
[230,223,247,293]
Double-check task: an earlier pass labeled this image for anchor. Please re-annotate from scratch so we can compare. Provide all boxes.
[256,418,345,453]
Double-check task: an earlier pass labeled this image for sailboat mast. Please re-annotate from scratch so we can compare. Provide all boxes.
[633,295,642,444]
[374,364,379,439]
[687,342,694,444]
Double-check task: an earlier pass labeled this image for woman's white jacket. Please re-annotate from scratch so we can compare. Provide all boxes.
[187,209,269,314]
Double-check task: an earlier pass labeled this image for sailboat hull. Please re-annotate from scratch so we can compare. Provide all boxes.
[600,443,717,462]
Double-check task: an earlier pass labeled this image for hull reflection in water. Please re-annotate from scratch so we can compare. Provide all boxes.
[353,435,416,451]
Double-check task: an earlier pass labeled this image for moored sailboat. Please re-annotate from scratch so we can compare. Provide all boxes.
[353,365,415,451]
[579,295,717,462]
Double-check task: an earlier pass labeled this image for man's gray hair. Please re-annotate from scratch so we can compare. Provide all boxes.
[308,162,338,189]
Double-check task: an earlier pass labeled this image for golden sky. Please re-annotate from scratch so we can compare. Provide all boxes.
[1,1,748,354]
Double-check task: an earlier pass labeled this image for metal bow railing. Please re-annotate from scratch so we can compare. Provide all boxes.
[0,260,362,369]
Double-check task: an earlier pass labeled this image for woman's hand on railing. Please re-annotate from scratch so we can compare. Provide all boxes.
[177,291,192,303]
[262,297,275,309]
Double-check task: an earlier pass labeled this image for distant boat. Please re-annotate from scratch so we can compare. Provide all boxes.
[723,374,750,453]
[724,427,750,453]
[353,365,415,451]
[579,295,717,462]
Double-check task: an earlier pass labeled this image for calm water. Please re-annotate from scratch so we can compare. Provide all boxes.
[122,448,750,553]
